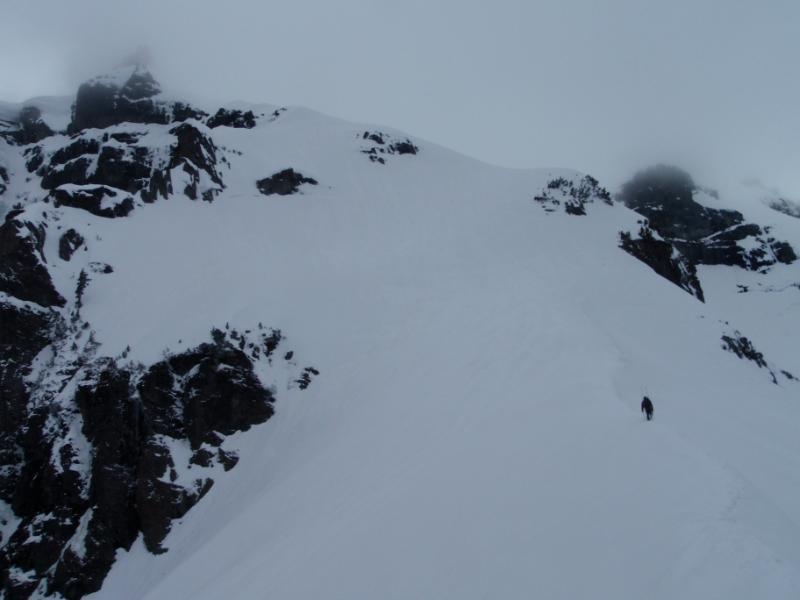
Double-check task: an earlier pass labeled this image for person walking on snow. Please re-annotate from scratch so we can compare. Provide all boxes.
[641,396,654,421]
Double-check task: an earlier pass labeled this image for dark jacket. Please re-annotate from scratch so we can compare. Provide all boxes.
[641,396,654,415]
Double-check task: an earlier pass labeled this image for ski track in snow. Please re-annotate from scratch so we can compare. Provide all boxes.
[7,103,798,599]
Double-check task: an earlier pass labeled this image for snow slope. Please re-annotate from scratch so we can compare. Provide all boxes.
[23,107,791,598]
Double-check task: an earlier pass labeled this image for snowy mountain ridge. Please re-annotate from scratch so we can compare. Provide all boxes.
[1,66,799,599]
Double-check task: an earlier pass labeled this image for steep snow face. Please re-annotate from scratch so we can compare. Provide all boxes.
[69,115,797,598]
[2,70,799,599]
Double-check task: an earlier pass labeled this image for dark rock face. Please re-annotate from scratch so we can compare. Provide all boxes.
[619,225,705,302]
[31,121,223,206]
[0,336,278,598]
[63,140,157,194]
[207,108,257,129]
[534,175,612,215]
[619,165,794,270]
[48,138,102,168]
[51,185,135,218]
[18,107,55,143]
[0,106,55,146]
[674,225,797,270]
[39,137,154,195]
[119,69,162,100]
[619,166,741,240]
[721,333,768,369]
[257,168,318,196]
[617,165,796,299]
[59,229,85,261]
[170,102,208,123]
[134,439,213,556]
[68,67,207,135]
[2,106,55,145]
[69,68,165,133]
[19,70,224,214]
[140,341,274,449]
[360,130,419,164]
[388,140,418,155]
[0,72,315,600]
[167,123,224,201]
[23,146,44,173]
[0,301,58,503]
[771,241,797,264]
[0,213,65,307]
[1,191,292,599]
[0,164,7,195]
[1,360,141,599]
[0,302,67,600]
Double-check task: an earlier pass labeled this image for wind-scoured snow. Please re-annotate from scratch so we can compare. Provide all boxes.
[19,106,788,599]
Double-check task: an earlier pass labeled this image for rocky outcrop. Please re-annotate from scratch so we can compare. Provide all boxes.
[139,339,274,450]
[30,120,223,205]
[17,107,54,143]
[58,229,85,261]
[70,68,162,133]
[534,175,612,215]
[9,70,232,214]
[0,181,307,599]
[207,108,257,129]
[674,224,796,270]
[51,185,135,218]
[360,130,419,164]
[620,166,739,239]
[0,211,65,307]
[68,67,206,134]
[257,168,318,196]
[0,67,327,599]
[619,224,705,301]
[295,367,320,390]
[1,106,55,146]
[617,165,796,299]
[722,332,768,369]
[38,135,155,195]
[0,330,296,599]
[721,330,795,385]
[0,299,59,504]
[619,165,795,270]
[167,123,224,201]
[170,102,207,123]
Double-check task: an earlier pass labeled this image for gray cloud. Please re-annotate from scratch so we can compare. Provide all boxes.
[2,0,799,195]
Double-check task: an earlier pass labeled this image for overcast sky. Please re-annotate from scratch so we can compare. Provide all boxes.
[2,0,799,194]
